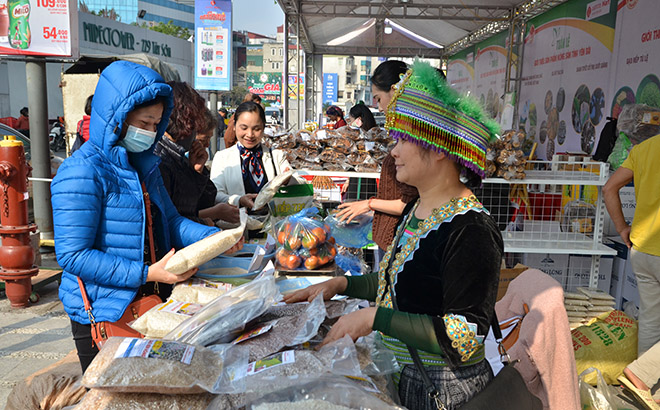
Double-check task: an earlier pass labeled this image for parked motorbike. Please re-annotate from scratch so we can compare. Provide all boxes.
[49,118,66,152]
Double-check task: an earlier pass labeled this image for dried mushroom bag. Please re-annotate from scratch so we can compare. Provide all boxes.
[165,209,247,275]
[81,337,225,394]
[73,389,215,410]
[129,300,204,338]
[165,275,280,346]
[170,278,233,305]
[246,375,403,410]
[253,170,294,211]
[240,293,327,361]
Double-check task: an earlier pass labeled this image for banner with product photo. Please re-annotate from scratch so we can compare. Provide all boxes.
[247,72,282,105]
[446,46,475,97]
[518,0,617,159]
[287,73,304,100]
[0,0,77,57]
[194,0,231,91]
[608,0,660,118]
[473,31,511,124]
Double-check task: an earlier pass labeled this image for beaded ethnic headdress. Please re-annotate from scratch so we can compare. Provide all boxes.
[385,61,500,178]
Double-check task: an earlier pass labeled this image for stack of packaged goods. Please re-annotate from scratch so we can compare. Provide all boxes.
[564,288,616,329]
[267,126,391,172]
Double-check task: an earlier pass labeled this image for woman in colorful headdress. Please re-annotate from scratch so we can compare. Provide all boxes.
[285,61,503,409]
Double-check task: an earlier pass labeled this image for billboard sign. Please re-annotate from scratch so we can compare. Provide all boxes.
[323,73,338,103]
[0,0,77,57]
[194,0,231,91]
[247,72,281,104]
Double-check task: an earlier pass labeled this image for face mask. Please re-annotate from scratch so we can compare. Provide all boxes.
[177,134,195,152]
[118,125,157,152]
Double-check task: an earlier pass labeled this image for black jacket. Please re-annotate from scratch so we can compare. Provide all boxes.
[154,137,217,224]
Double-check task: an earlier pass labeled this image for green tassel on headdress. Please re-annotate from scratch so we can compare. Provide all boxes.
[411,60,500,142]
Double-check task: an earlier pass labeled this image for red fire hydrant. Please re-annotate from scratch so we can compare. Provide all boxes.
[0,135,39,308]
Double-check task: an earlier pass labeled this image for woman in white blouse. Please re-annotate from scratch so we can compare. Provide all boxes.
[210,101,292,209]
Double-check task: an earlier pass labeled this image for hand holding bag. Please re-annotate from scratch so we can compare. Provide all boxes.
[77,182,162,349]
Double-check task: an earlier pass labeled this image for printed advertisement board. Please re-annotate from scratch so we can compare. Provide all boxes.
[323,73,337,104]
[0,0,77,57]
[247,72,281,105]
[287,73,304,100]
[518,0,617,159]
[608,0,660,118]
[446,46,475,97]
[194,0,231,91]
[474,31,511,123]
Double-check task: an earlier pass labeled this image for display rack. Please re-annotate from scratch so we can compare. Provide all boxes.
[483,159,616,291]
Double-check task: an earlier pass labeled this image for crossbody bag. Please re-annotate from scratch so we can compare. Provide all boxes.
[77,182,162,349]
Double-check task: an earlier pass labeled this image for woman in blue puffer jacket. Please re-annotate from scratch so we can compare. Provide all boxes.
[51,61,228,373]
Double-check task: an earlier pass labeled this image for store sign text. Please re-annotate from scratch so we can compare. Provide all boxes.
[83,23,171,57]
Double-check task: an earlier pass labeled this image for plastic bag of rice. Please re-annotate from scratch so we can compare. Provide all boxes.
[81,337,224,394]
[129,300,204,338]
[171,278,233,305]
[165,209,247,275]
[74,389,215,410]
[252,170,294,211]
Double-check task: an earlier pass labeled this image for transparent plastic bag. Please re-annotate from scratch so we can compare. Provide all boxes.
[207,343,250,394]
[170,278,233,305]
[607,132,632,171]
[579,367,628,410]
[246,375,405,410]
[325,212,373,249]
[253,170,294,211]
[355,332,401,376]
[240,293,328,361]
[81,337,229,394]
[164,275,280,346]
[129,300,204,338]
[73,390,215,410]
[274,208,337,270]
[165,209,247,275]
[616,104,660,145]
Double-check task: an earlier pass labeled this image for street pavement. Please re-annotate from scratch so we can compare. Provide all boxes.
[0,252,74,408]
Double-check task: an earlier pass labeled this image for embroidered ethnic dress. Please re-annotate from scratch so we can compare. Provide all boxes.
[375,195,501,371]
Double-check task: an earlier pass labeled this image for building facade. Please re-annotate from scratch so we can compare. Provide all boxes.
[81,0,194,30]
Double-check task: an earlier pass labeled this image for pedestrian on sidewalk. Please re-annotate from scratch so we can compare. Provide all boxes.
[51,61,235,373]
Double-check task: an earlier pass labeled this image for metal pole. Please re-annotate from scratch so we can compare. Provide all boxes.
[296,14,301,128]
[26,59,53,241]
[283,14,289,129]
[209,91,218,155]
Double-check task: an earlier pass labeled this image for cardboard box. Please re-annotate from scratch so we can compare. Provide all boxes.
[603,185,636,236]
[566,254,613,293]
[497,264,528,301]
[522,253,570,287]
[605,236,640,310]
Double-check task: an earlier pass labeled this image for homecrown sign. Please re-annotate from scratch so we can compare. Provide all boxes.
[82,22,172,57]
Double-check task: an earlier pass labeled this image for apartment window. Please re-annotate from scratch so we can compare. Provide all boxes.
[271,48,276,56]
[338,91,344,99]
[279,48,283,56]
[248,61,255,66]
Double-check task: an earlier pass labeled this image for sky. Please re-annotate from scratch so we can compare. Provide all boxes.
[232,0,284,38]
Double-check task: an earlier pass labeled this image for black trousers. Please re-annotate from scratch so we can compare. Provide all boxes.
[70,319,99,374]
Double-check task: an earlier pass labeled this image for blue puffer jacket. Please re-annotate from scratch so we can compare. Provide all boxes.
[51,61,218,324]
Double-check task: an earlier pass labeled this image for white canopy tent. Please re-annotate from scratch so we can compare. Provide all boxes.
[275,0,567,126]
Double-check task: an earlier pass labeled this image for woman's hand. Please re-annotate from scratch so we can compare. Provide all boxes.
[212,203,240,224]
[283,276,348,303]
[336,200,370,223]
[319,307,377,347]
[189,140,209,174]
[239,194,258,209]
[147,248,198,284]
[224,236,244,255]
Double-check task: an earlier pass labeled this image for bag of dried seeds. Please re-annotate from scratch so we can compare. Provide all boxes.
[73,389,215,410]
[129,300,204,338]
[81,337,226,394]
[165,275,280,346]
[239,293,327,361]
[246,376,404,410]
[165,209,247,275]
[170,278,234,305]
